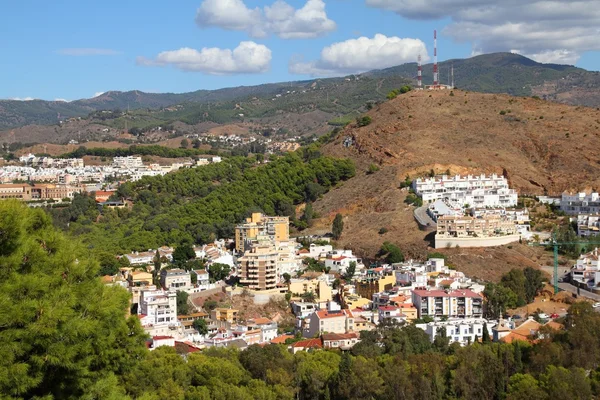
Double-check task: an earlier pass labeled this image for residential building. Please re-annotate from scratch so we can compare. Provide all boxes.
[160,269,192,291]
[247,318,279,343]
[324,250,364,275]
[210,308,239,325]
[427,199,464,221]
[138,290,178,337]
[113,156,144,168]
[561,192,600,215]
[435,215,520,248]
[291,302,318,318]
[377,305,407,324]
[192,269,210,286]
[0,184,32,200]
[576,215,600,237]
[238,244,279,290]
[413,174,517,207]
[412,289,483,318]
[322,332,360,350]
[355,271,396,300]
[289,278,332,303]
[570,248,600,288]
[416,318,496,346]
[302,302,354,338]
[291,338,322,354]
[235,213,289,252]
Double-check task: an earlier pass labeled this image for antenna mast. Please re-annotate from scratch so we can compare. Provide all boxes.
[451,63,455,88]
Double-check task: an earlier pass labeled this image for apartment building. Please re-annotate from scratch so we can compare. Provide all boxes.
[412,289,483,318]
[234,213,289,252]
[211,308,239,325]
[289,278,333,303]
[435,215,519,248]
[30,184,79,200]
[0,184,32,200]
[139,290,178,336]
[413,174,517,207]
[570,248,600,287]
[238,244,280,290]
[160,269,192,291]
[355,272,396,301]
[577,215,600,236]
[113,156,144,168]
[561,192,600,215]
[416,318,496,346]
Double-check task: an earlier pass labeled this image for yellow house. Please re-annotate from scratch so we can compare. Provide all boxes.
[288,278,332,302]
[210,308,239,324]
[355,274,396,301]
[343,294,371,310]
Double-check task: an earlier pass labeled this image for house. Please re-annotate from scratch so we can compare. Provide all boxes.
[248,318,279,343]
[160,269,192,291]
[302,303,354,338]
[377,306,406,324]
[322,332,360,350]
[324,251,364,275]
[150,336,175,349]
[124,251,155,266]
[355,272,396,300]
[500,319,542,343]
[416,318,496,346]
[570,248,600,288]
[291,302,318,318]
[138,290,179,337]
[412,289,483,318]
[211,308,239,325]
[289,278,332,303]
[291,338,322,354]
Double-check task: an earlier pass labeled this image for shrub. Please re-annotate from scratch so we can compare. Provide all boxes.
[499,110,507,115]
[367,163,380,174]
[379,227,388,235]
[356,116,372,127]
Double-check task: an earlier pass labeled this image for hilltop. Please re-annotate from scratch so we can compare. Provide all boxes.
[310,89,600,278]
[1,52,599,135]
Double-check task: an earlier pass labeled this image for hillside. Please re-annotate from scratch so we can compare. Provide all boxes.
[310,89,600,277]
[2,52,599,133]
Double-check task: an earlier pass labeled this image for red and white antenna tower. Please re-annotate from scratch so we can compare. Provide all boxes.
[433,30,439,87]
[417,54,422,89]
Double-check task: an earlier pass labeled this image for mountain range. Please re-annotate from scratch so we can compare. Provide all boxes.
[1,52,599,132]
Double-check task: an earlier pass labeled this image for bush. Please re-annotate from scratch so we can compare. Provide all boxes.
[356,116,372,127]
[379,227,388,235]
[367,163,380,174]
[499,110,507,115]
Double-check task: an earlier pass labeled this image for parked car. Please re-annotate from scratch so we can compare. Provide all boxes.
[550,313,559,319]
[538,313,549,320]
[593,302,600,308]
[512,314,522,320]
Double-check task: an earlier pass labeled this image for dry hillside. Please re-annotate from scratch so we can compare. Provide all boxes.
[309,90,600,280]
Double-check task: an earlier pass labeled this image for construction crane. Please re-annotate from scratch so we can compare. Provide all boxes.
[529,231,588,294]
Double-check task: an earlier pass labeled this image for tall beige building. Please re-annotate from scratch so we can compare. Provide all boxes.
[238,244,280,291]
[234,213,289,252]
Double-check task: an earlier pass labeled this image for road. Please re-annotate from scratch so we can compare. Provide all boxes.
[413,206,436,229]
[558,282,600,302]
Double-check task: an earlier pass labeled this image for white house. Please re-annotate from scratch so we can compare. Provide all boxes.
[139,290,179,337]
[416,318,496,346]
[561,192,600,215]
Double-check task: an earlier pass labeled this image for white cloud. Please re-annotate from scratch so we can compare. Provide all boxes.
[56,48,122,56]
[93,92,105,98]
[137,41,272,74]
[9,97,35,101]
[366,0,600,64]
[290,34,428,76]
[54,98,70,102]
[195,0,336,39]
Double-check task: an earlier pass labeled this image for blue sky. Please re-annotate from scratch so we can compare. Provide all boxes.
[2,0,598,101]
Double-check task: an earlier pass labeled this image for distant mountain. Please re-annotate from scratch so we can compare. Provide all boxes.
[1,52,599,131]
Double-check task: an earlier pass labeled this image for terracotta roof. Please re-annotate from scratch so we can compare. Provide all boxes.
[271,335,294,344]
[292,338,323,349]
[544,321,564,330]
[152,335,174,340]
[249,317,273,325]
[378,306,399,312]
[315,309,352,319]
[322,332,359,341]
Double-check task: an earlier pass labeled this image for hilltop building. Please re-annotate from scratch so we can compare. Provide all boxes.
[561,192,600,215]
[435,215,520,248]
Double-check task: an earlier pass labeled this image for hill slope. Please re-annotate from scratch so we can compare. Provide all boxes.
[2,52,600,131]
[310,90,600,278]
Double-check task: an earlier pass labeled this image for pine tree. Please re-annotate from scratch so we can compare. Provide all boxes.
[332,213,344,240]
[482,322,491,343]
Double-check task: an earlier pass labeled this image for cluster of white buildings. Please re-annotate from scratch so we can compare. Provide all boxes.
[2,154,222,186]
[413,174,518,208]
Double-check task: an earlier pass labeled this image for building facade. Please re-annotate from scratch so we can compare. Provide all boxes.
[435,215,520,248]
[561,192,600,215]
[234,213,289,252]
[238,244,280,290]
[412,289,483,318]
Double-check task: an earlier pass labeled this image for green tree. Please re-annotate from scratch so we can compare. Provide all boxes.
[208,263,231,282]
[482,322,491,343]
[399,85,412,94]
[302,203,314,227]
[177,290,190,315]
[97,251,121,276]
[501,268,527,307]
[180,138,189,149]
[282,272,292,284]
[0,201,147,399]
[379,242,404,264]
[332,213,344,240]
[193,318,209,335]
[356,116,372,127]
[507,373,547,400]
[523,267,544,303]
[173,243,196,266]
[344,261,356,281]
[484,283,518,319]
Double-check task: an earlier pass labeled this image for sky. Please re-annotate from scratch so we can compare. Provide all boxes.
[2,0,599,101]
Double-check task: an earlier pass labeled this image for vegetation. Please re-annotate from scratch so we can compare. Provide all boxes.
[332,213,344,240]
[379,242,405,264]
[367,163,380,174]
[60,144,219,159]
[47,150,355,257]
[356,116,372,127]
[192,318,209,335]
[484,267,545,318]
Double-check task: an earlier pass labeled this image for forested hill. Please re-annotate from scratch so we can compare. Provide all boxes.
[49,144,355,256]
[2,52,600,130]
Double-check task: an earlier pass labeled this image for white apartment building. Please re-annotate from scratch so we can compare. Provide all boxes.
[427,199,464,221]
[412,289,483,318]
[302,303,355,338]
[113,156,144,168]
[570,248,600,288]
[160,269,192,291]
[577,215,600,237]
[324,250,364,274]
[413,174,517,207]
[139,290,179,337]
[561,192,600,215]
[416,318,496,346]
